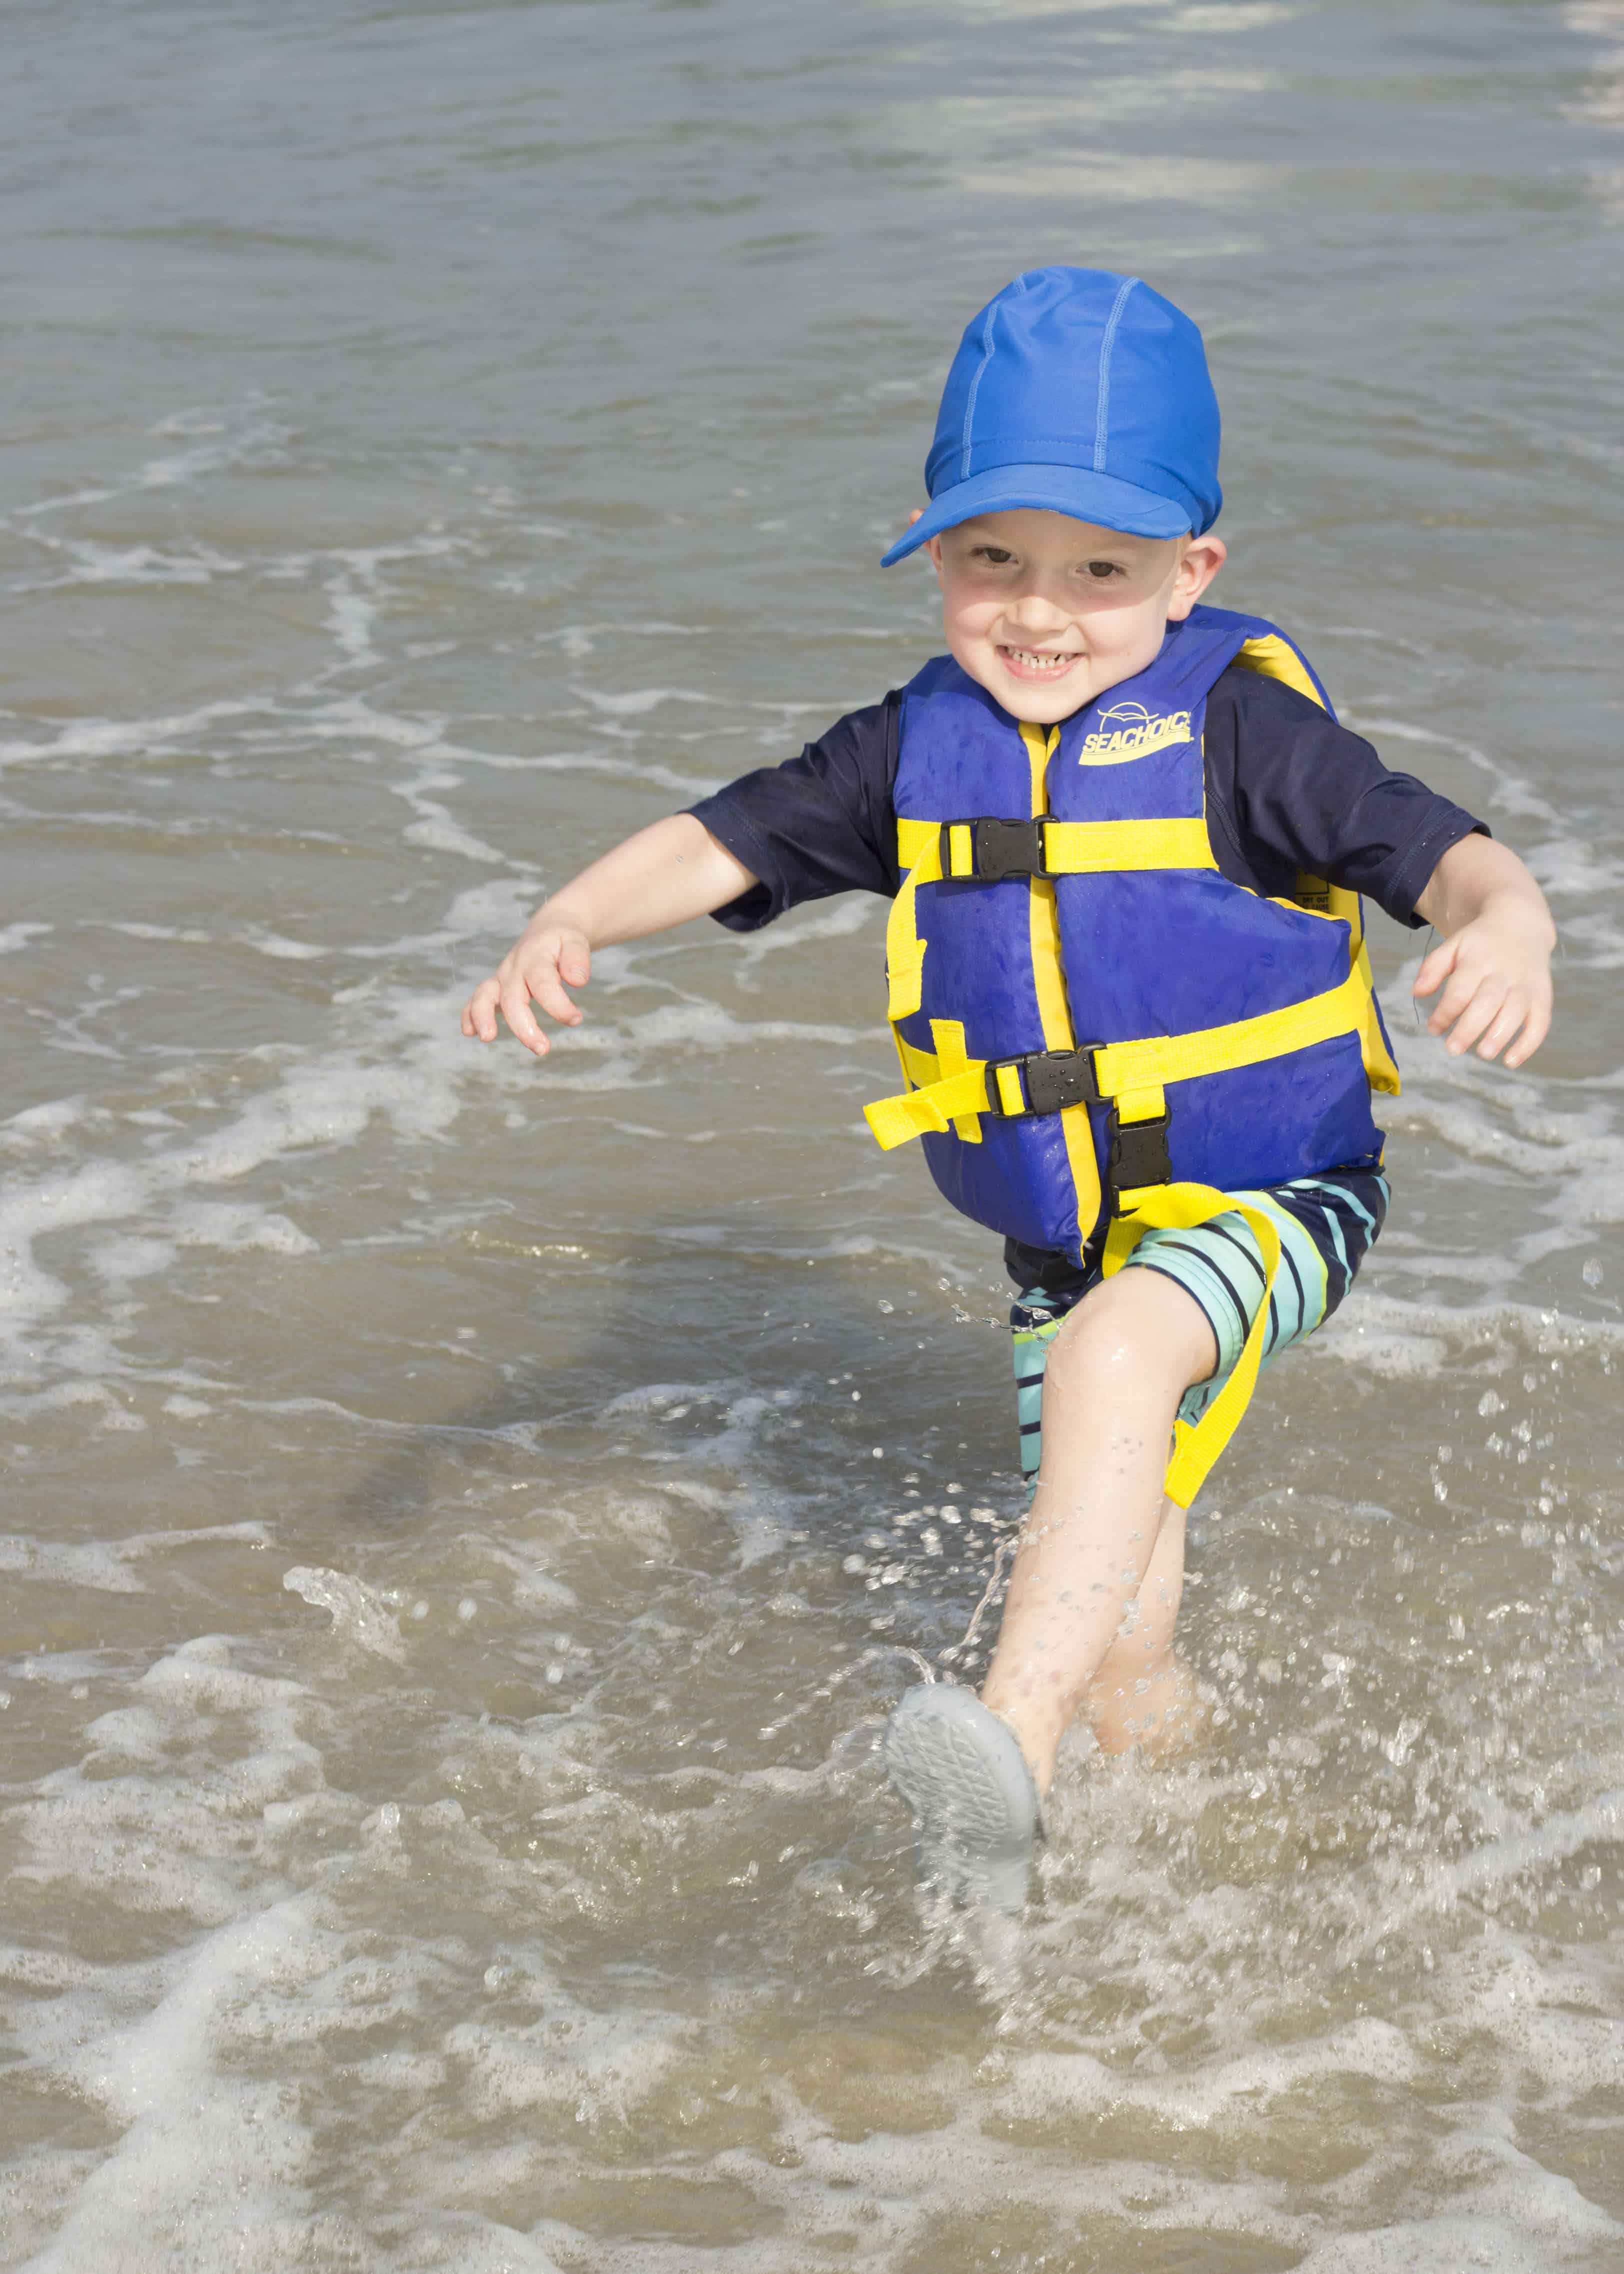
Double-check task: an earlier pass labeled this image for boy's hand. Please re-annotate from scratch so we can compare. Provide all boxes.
[462,919,592,1058]
[458,814,760,1061]
[1412,837,1555,1070]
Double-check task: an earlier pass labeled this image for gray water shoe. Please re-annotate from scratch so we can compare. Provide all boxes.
[884,1683,1042,1914]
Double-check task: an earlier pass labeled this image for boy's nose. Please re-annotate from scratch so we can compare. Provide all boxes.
[1005,591,1072,632]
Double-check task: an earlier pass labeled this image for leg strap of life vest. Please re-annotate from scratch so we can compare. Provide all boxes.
[884,814,1216,1022]
[1100,1181,1284,1509]
[865,966,1372,1152]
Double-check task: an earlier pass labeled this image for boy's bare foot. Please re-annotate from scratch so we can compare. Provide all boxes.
[1086,1652,1210,1759]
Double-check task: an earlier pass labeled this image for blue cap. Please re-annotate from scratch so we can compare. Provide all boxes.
[880,267,1222,566]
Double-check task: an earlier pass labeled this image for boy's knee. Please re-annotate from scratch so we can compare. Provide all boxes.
[1048,1267,1216,1395]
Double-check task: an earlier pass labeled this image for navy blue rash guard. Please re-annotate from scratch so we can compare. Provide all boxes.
[686,663,1484,936]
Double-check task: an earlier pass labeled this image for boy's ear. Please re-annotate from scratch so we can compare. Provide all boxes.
[907,507,948,582]
[1166,533,1226,621]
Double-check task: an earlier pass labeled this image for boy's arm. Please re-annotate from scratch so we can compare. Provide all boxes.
[1410,833,1555,1069]
[461,815,758,1059]
[1200,673,1553,1071]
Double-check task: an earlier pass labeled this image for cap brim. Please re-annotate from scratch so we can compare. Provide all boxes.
[880,463,1192,566]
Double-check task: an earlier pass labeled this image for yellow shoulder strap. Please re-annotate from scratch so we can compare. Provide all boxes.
[1232,632,1324,710]
[1233,636,1401,1098]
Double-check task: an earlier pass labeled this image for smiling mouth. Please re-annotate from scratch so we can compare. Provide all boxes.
[998,645,1082,678]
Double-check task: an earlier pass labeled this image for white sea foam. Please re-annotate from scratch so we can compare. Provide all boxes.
[0,698,258,772]
[1358,715,1563,829]
[534,619,710,660]
[232,927,330,961]
[14,538,246,590]
[282,1566,406,1660]
[10,411,294,523]
[570,683,718,718]
[0,1523,266,1595]
[170,1202,318,1254]
[383,2220,566,2273]
[0,920,54,953]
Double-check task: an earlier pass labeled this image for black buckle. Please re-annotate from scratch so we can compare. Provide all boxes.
[986,1045,1103,1118]
[939,816,1050,882]
[1108,1104,1173,1202]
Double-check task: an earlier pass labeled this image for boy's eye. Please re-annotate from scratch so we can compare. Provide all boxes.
[971,546,1016,565]
[1084,560,1124,580]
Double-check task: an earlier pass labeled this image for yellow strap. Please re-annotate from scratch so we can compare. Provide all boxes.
[894,814,1217,877]
[1355,939,1402,1096]
[865,966,1370,1153]
[884,859,930,1020]
[930,1019,984,1143]
[866,1050,990,1149]
[1234,641,1401,1102]
[886,813,1216,1023]
[1232,633,1324,711]
[1091,966,1367,1096]
[1098,1182,1283,1508]
[994,1062,1026,1116]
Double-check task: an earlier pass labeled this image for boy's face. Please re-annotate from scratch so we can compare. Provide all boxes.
[923,508,1226,724]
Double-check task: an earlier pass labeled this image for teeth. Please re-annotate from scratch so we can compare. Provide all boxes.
[1004,647,1075,671]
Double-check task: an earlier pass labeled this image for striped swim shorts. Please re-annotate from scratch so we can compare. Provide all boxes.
[1010,1166,1390,1485]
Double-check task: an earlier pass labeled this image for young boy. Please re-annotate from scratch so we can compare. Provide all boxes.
[462,268,1554,1911]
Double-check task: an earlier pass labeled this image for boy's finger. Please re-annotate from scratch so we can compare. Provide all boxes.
[498,978,552,1056]
[558,939,592,988]
[462,977,502,1041]
[1504,996,1550,1068]
[526,963,584,1028]
[1425,965,1486,1035]
[1412,940,1456,999]
[1441,981,1504,1056]
[1472,990,1527,1061]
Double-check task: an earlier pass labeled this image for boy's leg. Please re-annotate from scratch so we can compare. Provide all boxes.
[886,1171,1386,1903]
[979,1266,1216,1794]
[1083,1497,1200,1756]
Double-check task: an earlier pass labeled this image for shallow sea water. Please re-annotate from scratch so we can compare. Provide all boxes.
[1,1,1622,2267]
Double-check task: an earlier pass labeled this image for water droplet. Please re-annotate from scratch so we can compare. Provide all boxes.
[1583,1258,1603,1288]
[1478,1390,1504,1418]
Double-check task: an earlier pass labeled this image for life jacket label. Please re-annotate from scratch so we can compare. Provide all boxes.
[1080,703,1192,764]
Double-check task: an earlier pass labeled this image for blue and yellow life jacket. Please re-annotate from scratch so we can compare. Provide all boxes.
[862,603,1400,1504]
